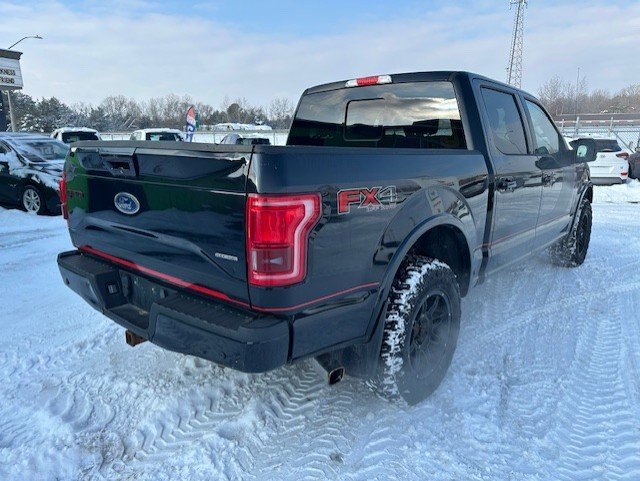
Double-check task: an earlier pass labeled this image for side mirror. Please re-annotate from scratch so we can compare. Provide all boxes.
[572,138,597,163]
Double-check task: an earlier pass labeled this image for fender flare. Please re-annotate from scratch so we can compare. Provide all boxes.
[570,181,593,231]
[365,213,474,344]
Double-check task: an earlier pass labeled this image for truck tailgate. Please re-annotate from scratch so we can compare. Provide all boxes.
[65,141,252,307]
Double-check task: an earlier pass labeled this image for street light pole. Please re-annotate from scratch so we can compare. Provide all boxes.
[7,92,17,132]
[8,35,42,50]
[5,35,42,131]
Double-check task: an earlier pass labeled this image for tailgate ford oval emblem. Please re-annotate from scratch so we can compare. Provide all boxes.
[114,192,140,215]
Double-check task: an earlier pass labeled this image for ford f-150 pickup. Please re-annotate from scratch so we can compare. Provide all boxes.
[57,71,598,404]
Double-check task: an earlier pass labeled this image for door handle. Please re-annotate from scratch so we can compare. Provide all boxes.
[542,173,557,187]
[497,177,517,193]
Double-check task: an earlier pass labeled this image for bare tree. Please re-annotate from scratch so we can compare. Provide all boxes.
[538,76,565,115]
[268,97,295,129]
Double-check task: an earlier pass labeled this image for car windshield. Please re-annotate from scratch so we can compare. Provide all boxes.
[594,139,621,152]
[61,131,99,143]
[11,139,69,162]
[241,137,270,145]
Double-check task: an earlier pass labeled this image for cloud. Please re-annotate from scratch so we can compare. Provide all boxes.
[1,1,638,107]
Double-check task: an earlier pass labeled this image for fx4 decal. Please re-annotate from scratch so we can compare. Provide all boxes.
[337,186,398,215]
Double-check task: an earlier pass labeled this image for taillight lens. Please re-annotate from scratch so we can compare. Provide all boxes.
[617,152,629,160]
[59,171,69,220]
[246,193,321,287]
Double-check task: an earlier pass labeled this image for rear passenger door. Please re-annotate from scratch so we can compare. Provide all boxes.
[522,97,576,247]
[477,84,542,274]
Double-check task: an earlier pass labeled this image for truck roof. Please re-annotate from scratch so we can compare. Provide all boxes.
[52,127,99,134]
[303,71,535,98]
[133,128,183,134]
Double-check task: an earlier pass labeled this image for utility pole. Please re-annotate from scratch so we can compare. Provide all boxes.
[506,0,528,88]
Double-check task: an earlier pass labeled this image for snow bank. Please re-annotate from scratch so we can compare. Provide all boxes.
[593,179,640,204]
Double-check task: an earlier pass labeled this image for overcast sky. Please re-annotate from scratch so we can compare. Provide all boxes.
[1,0,638,107]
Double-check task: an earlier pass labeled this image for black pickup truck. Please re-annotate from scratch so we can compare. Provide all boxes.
[57,71,597,404]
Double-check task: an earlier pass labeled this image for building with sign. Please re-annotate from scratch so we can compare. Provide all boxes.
[0,49,23,131]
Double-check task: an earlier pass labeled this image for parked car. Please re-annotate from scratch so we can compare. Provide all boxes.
[51,127,101,144]
[57,71,597,404]
[566,136,629,184]
[0,133,68,214]
[628,150,640,179]
[129,129,184,141]
[220,133,271,145]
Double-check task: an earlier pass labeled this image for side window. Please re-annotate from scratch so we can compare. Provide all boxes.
[481,87,528,155]
[525,100,560,155]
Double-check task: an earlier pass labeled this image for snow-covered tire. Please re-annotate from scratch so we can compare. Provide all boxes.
[21,185,46,215]
[370,256,461,405]
[550,198,592,267]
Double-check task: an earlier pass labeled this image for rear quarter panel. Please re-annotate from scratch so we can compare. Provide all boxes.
[248,145,489,350]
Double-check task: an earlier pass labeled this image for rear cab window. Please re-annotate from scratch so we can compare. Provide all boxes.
[288,81,467,149]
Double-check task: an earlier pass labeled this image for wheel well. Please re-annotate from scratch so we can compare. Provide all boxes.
[22,181,42,193]
[408,225,471,297]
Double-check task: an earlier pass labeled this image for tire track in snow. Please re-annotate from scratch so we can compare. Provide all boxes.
[456,276,640,368]
[242,363,340,480]
[0,229,61,249]
[96,361,326,480]
[0,323,117,378]
[492,293,591,456]
[544,299,640,481]
[445,256,640,479]
[245,369,409,481]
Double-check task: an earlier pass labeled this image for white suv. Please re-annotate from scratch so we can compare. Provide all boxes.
[129,129,184,141]
[567,137,629,185]
[51,127,101,144]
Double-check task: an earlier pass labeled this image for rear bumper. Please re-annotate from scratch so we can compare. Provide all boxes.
[589,164,628,184]
[57,250,289,372]
[591,176,626,185]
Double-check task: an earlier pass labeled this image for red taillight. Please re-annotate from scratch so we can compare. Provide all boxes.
[345,74,392,88]
[246,193,321,287]
[617,152,629,160]
[59,171,69,220]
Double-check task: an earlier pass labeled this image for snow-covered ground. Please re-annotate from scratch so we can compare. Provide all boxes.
[1,182,640,481]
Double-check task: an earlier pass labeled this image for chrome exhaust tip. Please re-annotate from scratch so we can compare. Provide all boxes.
[328,366,345,385]
[125,330,147,347]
